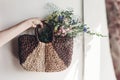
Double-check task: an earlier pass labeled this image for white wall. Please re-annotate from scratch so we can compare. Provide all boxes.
[84,0,116,80]
[0,0,83,80]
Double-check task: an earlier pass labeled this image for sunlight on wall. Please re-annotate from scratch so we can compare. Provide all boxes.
[84,26,101,80]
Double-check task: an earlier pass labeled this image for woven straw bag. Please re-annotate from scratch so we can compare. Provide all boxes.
[18,24,73,72]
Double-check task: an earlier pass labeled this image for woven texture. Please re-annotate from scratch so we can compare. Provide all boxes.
[18,35,73,72]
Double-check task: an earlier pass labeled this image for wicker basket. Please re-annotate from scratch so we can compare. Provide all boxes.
[18,25,73,72]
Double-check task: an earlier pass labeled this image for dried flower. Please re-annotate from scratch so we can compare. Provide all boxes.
[43,3,105,38]
[83,27,87,32]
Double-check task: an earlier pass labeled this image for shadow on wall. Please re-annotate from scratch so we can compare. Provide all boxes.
[11,37,19,59]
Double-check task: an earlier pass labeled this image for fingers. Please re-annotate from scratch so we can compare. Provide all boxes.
[31,18,43,28]
[39,21,43,28]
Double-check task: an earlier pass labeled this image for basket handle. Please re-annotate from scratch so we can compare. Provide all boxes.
[35,22,54,42]
[35,24,42,41]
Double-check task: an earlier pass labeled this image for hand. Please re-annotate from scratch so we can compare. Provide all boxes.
[23,18,43,28]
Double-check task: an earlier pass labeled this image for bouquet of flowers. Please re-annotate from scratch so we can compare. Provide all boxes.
[39,3,105,42]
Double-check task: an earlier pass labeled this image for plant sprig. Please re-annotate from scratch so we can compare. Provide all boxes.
[39,3,106,42]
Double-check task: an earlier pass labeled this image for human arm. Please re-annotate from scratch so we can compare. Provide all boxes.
[0,18,43,47]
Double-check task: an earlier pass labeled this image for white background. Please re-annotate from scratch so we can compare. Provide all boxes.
[0,0,83,80]
[0,0,117,80]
